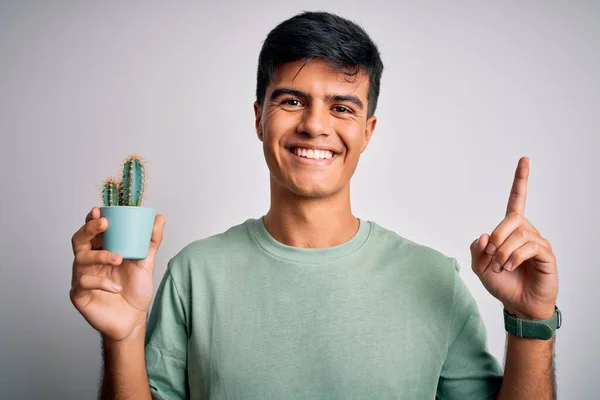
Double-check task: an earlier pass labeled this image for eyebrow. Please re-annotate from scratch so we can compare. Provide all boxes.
[269,87,365,110]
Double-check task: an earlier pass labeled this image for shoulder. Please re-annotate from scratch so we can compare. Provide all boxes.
[368,220,460,274]
[178,219,254,258]
[368,221,466,339]
[166,218,256,278]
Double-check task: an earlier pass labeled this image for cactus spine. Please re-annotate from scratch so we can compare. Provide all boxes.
[99,153,147,207]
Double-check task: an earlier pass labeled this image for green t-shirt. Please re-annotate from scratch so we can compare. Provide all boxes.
[145,217,503,399]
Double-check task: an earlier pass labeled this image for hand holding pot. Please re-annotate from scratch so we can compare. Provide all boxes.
[70,206,166,342]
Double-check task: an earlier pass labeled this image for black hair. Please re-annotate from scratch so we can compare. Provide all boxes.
[256,11,384,117]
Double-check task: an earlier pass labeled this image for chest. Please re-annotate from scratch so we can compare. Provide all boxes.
[189,270,448,398]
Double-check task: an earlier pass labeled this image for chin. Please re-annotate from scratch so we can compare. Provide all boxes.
[287,182,340,199]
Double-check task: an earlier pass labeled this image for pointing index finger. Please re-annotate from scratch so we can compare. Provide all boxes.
[506,156,529,216]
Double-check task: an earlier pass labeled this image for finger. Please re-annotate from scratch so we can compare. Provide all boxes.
[145,214,166,264]
[84,207,105,250]
[70,275,122,299]
[503,240,556,274]
[85,206,101,224]
[485,213,524,257]
[74,249,123,267]
[71,217,107,254]
[489,227,536,272]
[505,156,529,216]
[471,233,493,276]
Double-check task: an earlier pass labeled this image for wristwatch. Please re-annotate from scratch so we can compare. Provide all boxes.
[503,306,562,340]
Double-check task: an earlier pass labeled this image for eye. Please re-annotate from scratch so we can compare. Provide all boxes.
[333,105,353,114]
[281,98,302,107]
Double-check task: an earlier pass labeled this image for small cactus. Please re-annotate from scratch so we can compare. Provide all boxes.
[100,153,148,207]
[121,154,146,206]
[102,177,119,206]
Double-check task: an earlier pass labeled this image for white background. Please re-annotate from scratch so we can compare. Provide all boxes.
[1,1,598,398]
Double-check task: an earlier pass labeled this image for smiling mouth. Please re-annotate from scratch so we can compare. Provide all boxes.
[288,147,339,161]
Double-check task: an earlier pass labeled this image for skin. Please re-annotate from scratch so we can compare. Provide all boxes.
[470,157,559,399]
[254,58,377,248]
[470,157,558,321]
[70,208,164,399]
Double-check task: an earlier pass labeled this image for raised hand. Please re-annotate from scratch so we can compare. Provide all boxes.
[70,206,166,341]
[470,157,558,319]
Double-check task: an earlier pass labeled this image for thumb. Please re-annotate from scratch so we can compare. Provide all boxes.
[145,214,166,267]
[470,233,494,277]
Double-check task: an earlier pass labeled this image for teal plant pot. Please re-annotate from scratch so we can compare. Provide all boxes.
[99,206,156,260]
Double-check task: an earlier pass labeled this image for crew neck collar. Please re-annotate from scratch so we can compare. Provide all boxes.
[249,216,372,264]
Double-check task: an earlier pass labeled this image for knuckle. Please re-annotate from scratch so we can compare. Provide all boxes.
[512,245,523,257]
[73,252,83,266]
[515,228,527,240]
[85,209,94,221]
[75,251,92,266]
[78,275,88,287]
[495,249,508,263]
[513,212,523,222]
[488,232,498,244]
[508,212,522,225]
[101,250,113,263]
[84,221,96,236]
[89,250,106,265]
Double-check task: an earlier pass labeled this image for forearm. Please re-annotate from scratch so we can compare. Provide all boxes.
[100,325,152,400]
[497,333,555,400]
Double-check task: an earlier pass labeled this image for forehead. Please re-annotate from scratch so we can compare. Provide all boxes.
[269,59,369,100]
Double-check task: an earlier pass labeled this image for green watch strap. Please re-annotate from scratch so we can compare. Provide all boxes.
[503,306,562,340]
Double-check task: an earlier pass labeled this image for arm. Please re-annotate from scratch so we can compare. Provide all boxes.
[497,306,556,400]
[69,207,166,400]
[468,157,559,400]
[100,322,152,400]
[498,333,555,400]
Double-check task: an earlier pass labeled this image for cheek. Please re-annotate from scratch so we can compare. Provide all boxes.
[264,109,297,140]
[334,121,364,154]
[262,112,295,165]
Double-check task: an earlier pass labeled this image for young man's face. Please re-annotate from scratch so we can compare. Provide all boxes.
[254,58,377,199]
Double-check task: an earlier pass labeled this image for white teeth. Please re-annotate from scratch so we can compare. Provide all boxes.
[293,147,334,160]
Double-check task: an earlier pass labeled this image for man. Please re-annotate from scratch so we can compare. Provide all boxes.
[70,11,559,399]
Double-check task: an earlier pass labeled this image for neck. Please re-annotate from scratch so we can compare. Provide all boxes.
[263,177,359,249]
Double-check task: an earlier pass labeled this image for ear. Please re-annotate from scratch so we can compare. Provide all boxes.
[360,115,377,153]
[254,101,263,142]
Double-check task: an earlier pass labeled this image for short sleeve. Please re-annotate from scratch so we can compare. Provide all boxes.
[436,259,504,399]
[145,260,189,400]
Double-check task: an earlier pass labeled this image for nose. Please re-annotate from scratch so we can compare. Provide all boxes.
[296,102,332,137]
